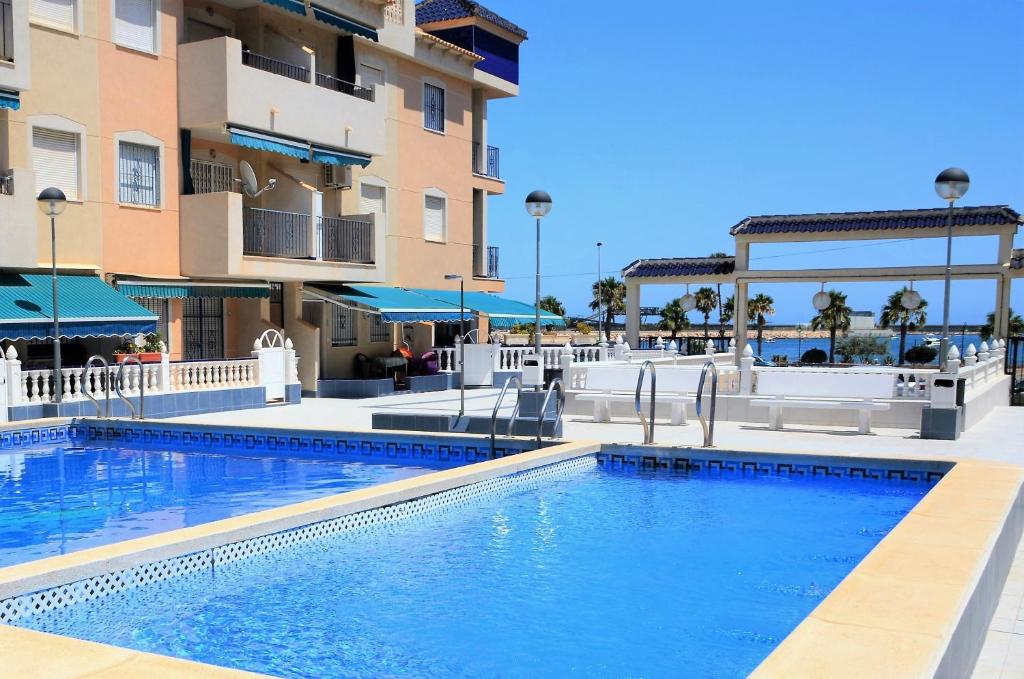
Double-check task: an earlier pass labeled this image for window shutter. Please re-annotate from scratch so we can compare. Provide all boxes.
[359,184,385,216]
[32,128,79,201]
[30,0,75,30]
[114,0,155,52]
[424,195,445,241]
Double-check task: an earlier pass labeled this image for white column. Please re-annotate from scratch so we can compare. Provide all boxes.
[734,281,749,364]
[311,190,323,259]
[5,346,22,407]
[625,280,640,348]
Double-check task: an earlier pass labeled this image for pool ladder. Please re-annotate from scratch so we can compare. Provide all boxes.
[489,376,566,457]
[635,361,656,444]
[114,356,145,420]
[696,360,718,447]
[83,355,111,418]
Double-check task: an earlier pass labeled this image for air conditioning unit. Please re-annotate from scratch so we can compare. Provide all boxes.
[322,164,352,189]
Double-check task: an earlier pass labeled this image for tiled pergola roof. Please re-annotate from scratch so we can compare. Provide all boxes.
[729,205,1021,237]
[415,0,528,39]
[623,257,736,279]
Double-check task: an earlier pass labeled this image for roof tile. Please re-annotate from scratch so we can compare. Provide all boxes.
[415,0,527,39]
[729,205,1020,236]
[623,257,736,279]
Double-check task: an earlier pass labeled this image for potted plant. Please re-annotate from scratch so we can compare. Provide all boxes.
[114,333,165,363]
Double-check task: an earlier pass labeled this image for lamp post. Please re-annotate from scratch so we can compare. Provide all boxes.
[934,168,970,370]
[525,190,552,391]
[37,187,67,416]
[596,241,603,342]
[444,273,465,418]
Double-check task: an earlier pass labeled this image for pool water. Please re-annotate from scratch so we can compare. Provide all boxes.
[0,445,451,567]
[21,460,934,678]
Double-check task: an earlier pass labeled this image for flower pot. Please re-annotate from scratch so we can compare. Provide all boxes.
[115,352,162,364]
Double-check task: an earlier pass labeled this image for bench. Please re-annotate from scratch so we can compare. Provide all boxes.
[749,370,893,434]
[574,366,700,425]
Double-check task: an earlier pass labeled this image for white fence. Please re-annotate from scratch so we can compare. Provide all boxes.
[3,335,301,410]
[434,343,612,373]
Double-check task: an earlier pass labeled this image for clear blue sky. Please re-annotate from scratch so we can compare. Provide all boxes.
[484,0,1024,326]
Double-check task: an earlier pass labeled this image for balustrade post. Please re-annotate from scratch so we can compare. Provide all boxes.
[977,341,990,363]
[963,344,977,367]
[491,336,502,373]
[740,345,755,395]
[5,345,22,406]
[560,343,574,376]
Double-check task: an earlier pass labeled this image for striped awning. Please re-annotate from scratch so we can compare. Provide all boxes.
[411,289,566,328]
[305,284,464,324]
[227,126,310,160]
[115,278,271,299]
[311,146,372,167]
[0,90,19,111]
[262,0,306,15]
[311,4,379,41]
[0,274,156,341]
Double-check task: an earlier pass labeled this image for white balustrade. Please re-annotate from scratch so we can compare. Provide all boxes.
[168,358,258,391]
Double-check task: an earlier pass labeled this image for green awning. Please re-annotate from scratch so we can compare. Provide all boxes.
[115,279,271,299]
[305,284,464,324]
[410,289,566,328]
[311,4,379,41]
[0,274,157,341]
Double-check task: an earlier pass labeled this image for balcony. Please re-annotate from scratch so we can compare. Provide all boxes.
[242,208,374,264]
[472,143,500,179]
[178,37,385,157]
[180,191,381,283]
[474,245,500,279]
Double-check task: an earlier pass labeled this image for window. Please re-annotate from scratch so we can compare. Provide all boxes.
[424,193,446,242]
[32,127,80,201]
[30,0,75,31]
[182,298,223,360]
[113,0,156,53]
[132,297,169,350]
[1,0,13,62]
[359,182,386,231]
[423,83,445,133]
[369,314,389,343]
[331,305,357,347]
[118,141,160,206]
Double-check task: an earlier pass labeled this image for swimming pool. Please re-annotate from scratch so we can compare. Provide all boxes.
[15,452,938,678]
[0,443,456,568]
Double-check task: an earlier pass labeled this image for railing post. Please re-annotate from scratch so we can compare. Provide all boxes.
[5,345,21,406]
[559,342,574,376]
[963,343,977,367]
[311,192,323,260]
[740,344,755,395]
[491,335,503,373]
[285,338,299,384]
[977,341,990,363]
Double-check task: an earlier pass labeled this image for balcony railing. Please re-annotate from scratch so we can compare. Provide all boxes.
[190,158,235,194]
[474,244,499,278]
[242,49,309,83]
[243,207,375,264]
[472,143,500,179]
[0,171,12,196]
[241,49,375,103]
[0,0,13,62]
[321,216,374,264]
[243,208,311,259]
[315,72,374,102]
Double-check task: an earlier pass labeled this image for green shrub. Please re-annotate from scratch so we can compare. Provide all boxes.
[800,348,828,364]
[904,344,938,365]
[576,322,592,335]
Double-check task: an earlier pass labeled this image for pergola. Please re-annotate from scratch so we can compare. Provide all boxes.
[623,205,1023,360]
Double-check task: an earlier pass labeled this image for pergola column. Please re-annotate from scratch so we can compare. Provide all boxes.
[626,279,640,347]
[996,274,1012,339]
[734,280,749,363]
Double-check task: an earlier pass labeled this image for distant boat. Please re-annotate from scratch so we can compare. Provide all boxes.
[922,334,941,347]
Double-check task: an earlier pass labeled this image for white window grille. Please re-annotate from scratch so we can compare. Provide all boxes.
[118,141,160,206]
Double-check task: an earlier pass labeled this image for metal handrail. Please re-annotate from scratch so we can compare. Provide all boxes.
[635,360,656,444]
[83,355,111,418]
[696,360,719,447]
[536,377,565,447]
[114,356,144,420]
[490,375,523,458]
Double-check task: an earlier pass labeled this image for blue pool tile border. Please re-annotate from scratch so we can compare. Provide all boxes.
[0,423,71,450]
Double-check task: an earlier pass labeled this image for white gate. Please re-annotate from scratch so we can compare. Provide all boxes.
[252,329,287,401]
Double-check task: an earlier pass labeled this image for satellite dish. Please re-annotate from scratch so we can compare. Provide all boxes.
[237,160,277,198]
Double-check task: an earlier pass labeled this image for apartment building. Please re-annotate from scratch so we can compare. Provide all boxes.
[0,0,543,390]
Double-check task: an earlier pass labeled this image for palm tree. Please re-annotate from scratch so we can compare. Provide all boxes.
[538,295,565,318]
[810,290,853,364]
[590,277,626,332]
[721,296,734,326]
[748,293,775,356]
[879,288,927,365]
[980,309,1024,341]
[694,287,718,341]
[658,299,689,339]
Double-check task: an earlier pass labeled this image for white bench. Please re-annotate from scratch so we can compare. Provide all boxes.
[575,366,700,425]
[750,370,893,434]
